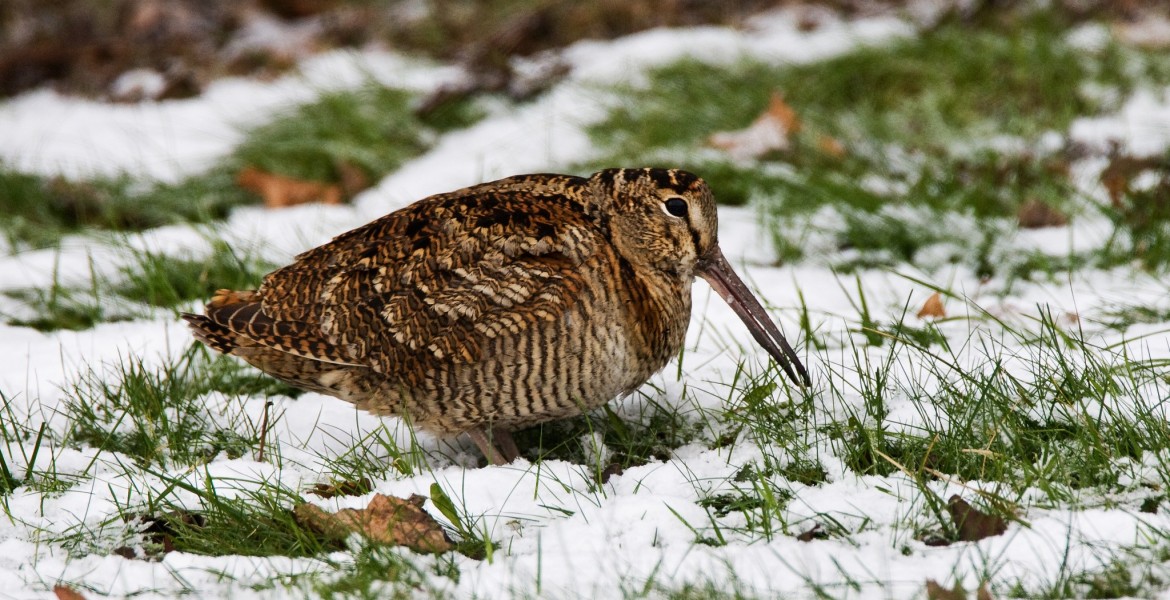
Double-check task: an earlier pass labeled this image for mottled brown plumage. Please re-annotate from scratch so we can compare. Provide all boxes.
[184,168,809,465]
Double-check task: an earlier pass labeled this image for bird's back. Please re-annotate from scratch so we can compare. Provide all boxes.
[186,173,690,434]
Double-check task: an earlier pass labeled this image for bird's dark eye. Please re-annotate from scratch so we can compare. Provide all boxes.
[664,197,688,218]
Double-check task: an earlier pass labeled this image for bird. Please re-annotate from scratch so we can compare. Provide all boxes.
[183,167,810,465]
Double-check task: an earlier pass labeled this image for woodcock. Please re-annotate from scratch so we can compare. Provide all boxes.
[184,168,810,465]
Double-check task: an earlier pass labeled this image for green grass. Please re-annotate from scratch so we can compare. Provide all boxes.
[0,166,254,251]
[591,13,1169,162]
[0,391,65,497]
[583,10,1170,272]
[9,7,1170,598]
[0,84,485,251]
[233,84,481,185]
[115,240,277,309]
[3,238,280,331]
[1,252,139,331]
[62,345,298,469]
[510,393,701,470]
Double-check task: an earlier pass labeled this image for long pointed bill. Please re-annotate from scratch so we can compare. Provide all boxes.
[698,247,811,387]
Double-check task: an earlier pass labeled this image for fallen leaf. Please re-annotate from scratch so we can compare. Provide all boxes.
[926,580,966,600]
[948,495,1007,542]
[335,160,371,198]
[1099,150,1163,209]
[709,91,800,160]
[816,135,847,159]
[294,493,454,554]
[111,546,138,560]
[237,167,343,208]
[53,585,87,600]
[599,463,624,484]
[1017,200,1068,229]
[795,523,827,542]
[307,477,374,499]
[917,293,946,319]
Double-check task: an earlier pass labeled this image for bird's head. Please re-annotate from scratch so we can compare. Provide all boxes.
[588,167,811,387]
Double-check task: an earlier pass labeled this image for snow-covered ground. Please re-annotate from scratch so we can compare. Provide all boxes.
[3,9,1170,599]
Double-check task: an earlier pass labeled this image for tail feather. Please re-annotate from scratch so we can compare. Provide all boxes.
[181,313,244,355]
[185,288,359,367]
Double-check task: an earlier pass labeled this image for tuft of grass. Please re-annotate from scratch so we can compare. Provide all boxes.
[62,345,295,468]
[307,543,452,600]
[0,165,254,251]
[429,482,496,560]
[829,297,1170,504]
[115,240,277,309]
[582,10,1170,273]
[0,390,65,497]
[591,13,1169,163]
[0,84,486,251]
[2,253,137,332]
[316,424,426,486]
[233,84,483,185]
[511,395,699,468]
[86,469,340,560]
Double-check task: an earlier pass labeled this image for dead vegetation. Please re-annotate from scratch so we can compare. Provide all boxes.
[7,0,1168,103]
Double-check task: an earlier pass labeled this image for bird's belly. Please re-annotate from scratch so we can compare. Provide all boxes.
[367,308,658,435]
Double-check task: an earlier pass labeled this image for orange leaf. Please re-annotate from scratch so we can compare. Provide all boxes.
[766,91,801,135]
[294,493,454,554]
[709,91,799,160]
[237,167,343,209]
[53,585,88,600]
[917,293,946,319]
[1017,200,1068,229]
[926,580,994,600]
[816,135,846,158]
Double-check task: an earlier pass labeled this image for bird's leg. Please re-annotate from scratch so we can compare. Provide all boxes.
[466,426,520,465]
[467,428,509,466]
[489,425,520,463]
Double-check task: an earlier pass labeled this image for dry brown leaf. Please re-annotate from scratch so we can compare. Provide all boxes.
[917,293,946,319]
[1099,151,1162,209]
[335,160,371,198]
[926,580,966,600]
[816,135,847,159]
[53,585,88,600]
[294,493,454,554]
[237,167,343,208]
[709,91,800,160]
[926,580,995,600]
[599,463,623,484]
[767,91,801,135]
[795,523,827,542]
[1017,200,1068,229]
[948,495,1007,542]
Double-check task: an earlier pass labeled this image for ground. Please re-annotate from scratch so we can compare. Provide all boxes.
[3,3,1170,599]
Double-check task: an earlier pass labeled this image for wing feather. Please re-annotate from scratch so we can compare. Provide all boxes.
[252,174,600,378]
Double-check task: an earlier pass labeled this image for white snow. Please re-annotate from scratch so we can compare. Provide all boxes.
[2,8,1170,600]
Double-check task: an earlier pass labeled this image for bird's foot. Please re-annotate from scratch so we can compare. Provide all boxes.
[467,426,519,466]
